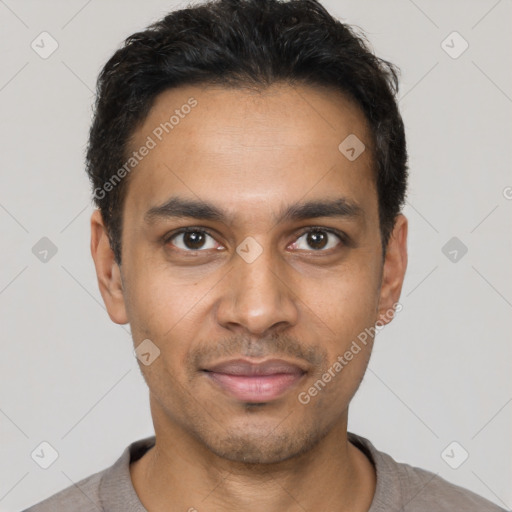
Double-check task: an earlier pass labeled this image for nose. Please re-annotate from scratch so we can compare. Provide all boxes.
[215,246,299,336]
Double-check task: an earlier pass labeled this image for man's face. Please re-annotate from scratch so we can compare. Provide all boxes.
[93,83,406,464]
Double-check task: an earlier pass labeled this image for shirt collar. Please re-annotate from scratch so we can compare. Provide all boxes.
[98,432,395,511]
[98,435,155,511]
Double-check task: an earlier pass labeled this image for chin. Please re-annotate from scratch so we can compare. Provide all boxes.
[198,422,326,465]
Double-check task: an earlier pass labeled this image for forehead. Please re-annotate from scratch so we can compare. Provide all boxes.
[123,83,376,222]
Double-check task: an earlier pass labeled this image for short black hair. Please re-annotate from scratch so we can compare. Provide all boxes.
[86,0,407,264]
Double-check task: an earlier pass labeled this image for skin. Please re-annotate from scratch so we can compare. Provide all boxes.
[91,82,408,512]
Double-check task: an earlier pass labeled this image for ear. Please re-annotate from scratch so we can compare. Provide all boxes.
[376,214,408,326]
[90,209,128,324]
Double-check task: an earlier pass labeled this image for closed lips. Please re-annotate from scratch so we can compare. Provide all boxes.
[202,358,307,403]
[202,358,307,376]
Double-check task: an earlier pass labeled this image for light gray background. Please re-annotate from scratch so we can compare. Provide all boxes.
[1,0,511,510]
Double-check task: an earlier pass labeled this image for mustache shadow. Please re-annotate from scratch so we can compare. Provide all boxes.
[188,333,327,371]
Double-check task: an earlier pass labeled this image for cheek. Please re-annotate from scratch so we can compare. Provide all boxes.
[307,261,381,336]
[301,278,378,413]
[123,264,215,365]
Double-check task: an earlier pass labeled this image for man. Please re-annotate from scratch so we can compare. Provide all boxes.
[24,0,506,510]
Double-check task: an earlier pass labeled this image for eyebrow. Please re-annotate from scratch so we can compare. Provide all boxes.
[144,196,364,225]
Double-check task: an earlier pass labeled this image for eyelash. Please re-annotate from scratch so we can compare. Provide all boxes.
[163,226,348,252]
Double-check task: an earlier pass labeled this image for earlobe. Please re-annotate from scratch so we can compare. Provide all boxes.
[90,210,129,325]
[377,214,408,326]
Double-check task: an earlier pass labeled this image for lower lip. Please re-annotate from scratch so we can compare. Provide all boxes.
[205,372,304,403]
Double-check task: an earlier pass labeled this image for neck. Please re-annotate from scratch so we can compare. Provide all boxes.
[130,402,376,512]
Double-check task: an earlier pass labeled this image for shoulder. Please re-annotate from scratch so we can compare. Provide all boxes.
[348,432,507,512]
[22,470,104,512]
[22,436,154,512]
[395,459,506,511]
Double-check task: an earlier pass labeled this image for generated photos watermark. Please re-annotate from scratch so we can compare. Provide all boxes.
[298,302,403,405]
[93,97,198,200]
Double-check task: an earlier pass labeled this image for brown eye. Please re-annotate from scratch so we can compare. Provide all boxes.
[306,230,328,250]
[293,229,342,251]
[184,232,206,249]
[169,230,218,251]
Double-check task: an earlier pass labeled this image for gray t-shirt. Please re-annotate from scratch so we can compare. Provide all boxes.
[23,432,507,511]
